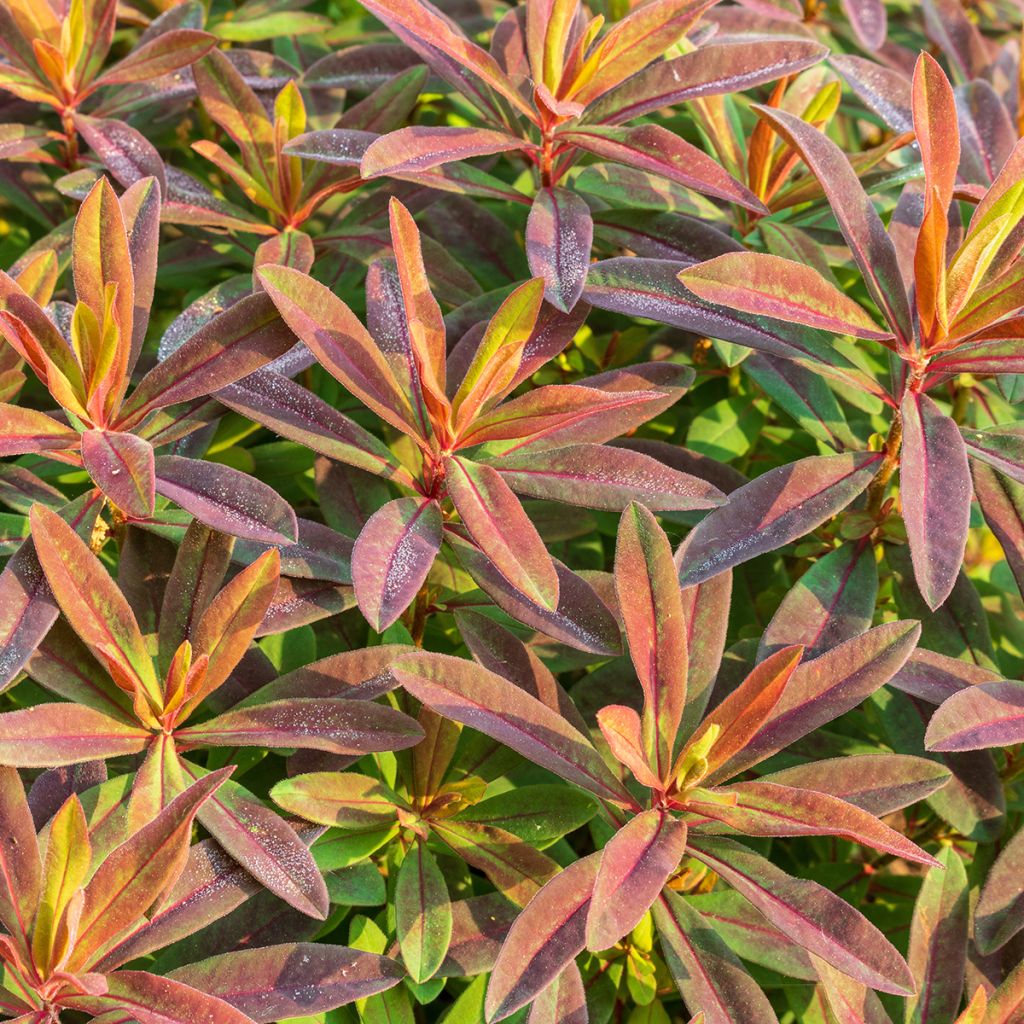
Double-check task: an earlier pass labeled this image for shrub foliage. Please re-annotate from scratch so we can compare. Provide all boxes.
[0,0,1022,1022]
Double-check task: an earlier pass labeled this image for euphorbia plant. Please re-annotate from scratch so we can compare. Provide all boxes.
[0,175,301,542]
[0,0,215,168]
[391,502,939,1020]
[0,764,406,1024]
[0,506,424,918]
[286,0,826,310]
[234,196,722,638]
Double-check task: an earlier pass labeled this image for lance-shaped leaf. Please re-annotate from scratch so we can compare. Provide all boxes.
[176,761,329,920]
[975,826,1024,953]
[0,766,40,949]
[271,772,403,829]
[973,463,1024,593]
[676,452,882,587]
[903,845,968,1024]
[177,698,425,754]
[493,443,724,512]
[167,944,404,1021]
[678,253,893,340]
[689,782,937,865]
[218,371,411,485]
[92,29,217,87]
[352,497,442,632]
[586,810,687,951]
[961,424,1024,484]
[733,621,921,775]
[63,970,252,1024]
[445,456,559,609]
[588,38,828,124]
[0,403,78,456]
[154,455,298,544]
[762,754,951,816]
[256,264,419,439]
[753,106,913,344]
[362,125,522,177]
[485,853,601,1022]
[392,652,634,806]
[118,293,295,426]
[759,541,877,660]
[924,679,1024,751]
[653,888,778,1024]
[688,836,915,996]
[80,429,155,520]
[691,646,803,785]
[561,125,765,214]
[900,391,972,610]
[615,502,687,774]
[0,493,103,692]
[30,503,160,704]
[526,187,593,313]
[69,768,231,970]
[396,839,452,983]
[448,534,621,656]
[912,54,959,340]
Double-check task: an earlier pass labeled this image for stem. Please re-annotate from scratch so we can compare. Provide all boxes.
[865,410,904,518]
[60,109,78,170]
[409,588,430,647]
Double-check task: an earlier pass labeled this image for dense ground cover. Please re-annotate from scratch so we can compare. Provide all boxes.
[0,0,1022,1021]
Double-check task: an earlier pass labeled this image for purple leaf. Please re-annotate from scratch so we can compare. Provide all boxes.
[154,455,297,544]
[586,810,687,951]
[925,680,1024,751]
[676,453,883,587]
[81,429,156,520]
[900,391,972,610]
[526,187,593,313]
[352,497,442,631]
[976,826,1024,953]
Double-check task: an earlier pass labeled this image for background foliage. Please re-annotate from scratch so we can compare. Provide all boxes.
[0,0,1022,1022]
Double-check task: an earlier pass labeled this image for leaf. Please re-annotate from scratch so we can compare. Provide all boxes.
[761,754,951,816]
[924,679,1024,751]
[456,785,596,842]
[352,497,442,632]
[753,106,913,345]
[688,836,915,996]
[899,391,972,610]
[904,846,968,1024]
[586,810,688,951]
[391,652,634,807]
[396,839,453,983]
[30,503,160,705]
[678,253,893,340]
[0,766,40,949]
[690,782,937,865]
[81,429,155,520]
[256,265,419,439]
[167,944,404,1021]
[653,889,778,1024]
[153,455,298,544]
[0,403,78,456]
[615,502,687,774]
[560,125,765,214]
[485,853,601,1022]
[361,125,522,177]
[118,293,295,427]
[64,970,252,1024]
[973,462,1024,594]
[92,29,216,87]
[69,768,231,969]
[526,187,593,313]
[975,826,1024,953]
[177,760,329,920]
[676,453,882,587]
[271,772,403,829]
[588,38,828,124]
[445,456,559,609]
[493,444,724,512]
[178,698,425,754]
